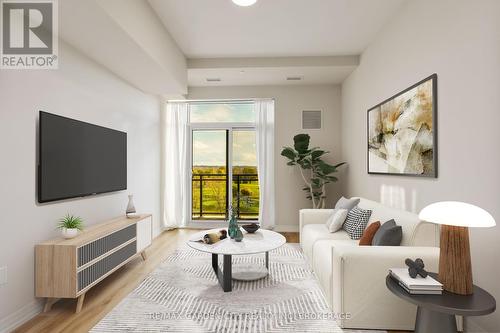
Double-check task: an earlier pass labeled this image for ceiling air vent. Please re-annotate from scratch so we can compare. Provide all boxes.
[206,78,221,82]
[302,110,322,130]
[286,76,303,81]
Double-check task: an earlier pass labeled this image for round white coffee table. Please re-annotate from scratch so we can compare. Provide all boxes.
[187,228,286,292]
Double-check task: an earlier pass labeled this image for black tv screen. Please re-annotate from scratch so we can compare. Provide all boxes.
[38,111,127,203]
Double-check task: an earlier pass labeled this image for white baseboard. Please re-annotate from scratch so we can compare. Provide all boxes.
[0,299,43,333]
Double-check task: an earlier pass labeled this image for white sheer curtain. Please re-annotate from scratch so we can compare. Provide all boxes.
[255,99,275,229]
[161,101,189,229]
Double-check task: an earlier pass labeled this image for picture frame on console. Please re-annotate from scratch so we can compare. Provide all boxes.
[367,74,437,177]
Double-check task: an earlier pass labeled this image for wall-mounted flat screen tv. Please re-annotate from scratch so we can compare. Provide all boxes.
[38,111,127,203]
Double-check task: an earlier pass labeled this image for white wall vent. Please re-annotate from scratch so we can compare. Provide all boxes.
[302,110,322,130]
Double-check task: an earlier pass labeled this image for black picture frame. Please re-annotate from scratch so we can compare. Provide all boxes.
[367,74,438,177]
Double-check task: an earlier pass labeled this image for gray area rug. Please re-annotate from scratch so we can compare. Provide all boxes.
[91,243,385,333]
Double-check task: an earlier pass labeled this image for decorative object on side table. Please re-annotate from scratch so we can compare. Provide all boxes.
[386,272,496,333]
[242,223,260,233]
[419,201,496,295]
[405,258,428,278]
[367,74,437,177]
[57,214,84,239]
[281,133,345,208]
[126,194,138,218]
[227,206,239,239]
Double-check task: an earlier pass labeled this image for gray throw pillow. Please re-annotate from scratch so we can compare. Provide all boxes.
[335,197,360,211]
[372,219,402,246]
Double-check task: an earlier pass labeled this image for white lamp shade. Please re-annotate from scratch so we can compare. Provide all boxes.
[419,201,496,228]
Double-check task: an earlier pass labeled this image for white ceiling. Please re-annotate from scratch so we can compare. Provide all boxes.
[148,0,407,58]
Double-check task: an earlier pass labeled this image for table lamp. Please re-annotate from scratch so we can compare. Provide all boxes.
[419,201,496,295]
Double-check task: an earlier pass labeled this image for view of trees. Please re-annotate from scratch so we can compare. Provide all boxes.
[192,166,259,220]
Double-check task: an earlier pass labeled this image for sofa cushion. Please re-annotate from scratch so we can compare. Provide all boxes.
[355,197,438,247]
[359,221,380,245]
[372,219,402,246]
[325,208,348,233]
[343,206,372,239]
[335,196,360,211]
[301,224,350,260]
[312,239,359,308]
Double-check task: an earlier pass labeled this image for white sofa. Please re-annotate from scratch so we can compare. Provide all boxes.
[300,197,440,331]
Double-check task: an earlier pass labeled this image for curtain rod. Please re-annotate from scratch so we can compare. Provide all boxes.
[167,98,275,103]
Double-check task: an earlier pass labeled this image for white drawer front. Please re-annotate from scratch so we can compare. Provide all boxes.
[136,216,152,252]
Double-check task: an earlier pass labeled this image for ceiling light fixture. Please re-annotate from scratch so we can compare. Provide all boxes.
[232,0,257,7]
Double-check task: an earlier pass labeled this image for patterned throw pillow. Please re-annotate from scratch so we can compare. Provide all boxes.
[343,206,373,240]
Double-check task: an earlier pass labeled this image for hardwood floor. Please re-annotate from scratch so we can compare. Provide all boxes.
[15,229,407,333]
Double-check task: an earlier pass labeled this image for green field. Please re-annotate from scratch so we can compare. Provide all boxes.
[192,166,259,220]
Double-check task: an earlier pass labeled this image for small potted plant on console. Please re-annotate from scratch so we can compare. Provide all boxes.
[57,214,84,239]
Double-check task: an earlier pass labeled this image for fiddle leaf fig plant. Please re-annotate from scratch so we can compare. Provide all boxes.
[281,134,345,209]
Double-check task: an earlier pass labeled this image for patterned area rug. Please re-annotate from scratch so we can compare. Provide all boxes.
[91,244,385,333]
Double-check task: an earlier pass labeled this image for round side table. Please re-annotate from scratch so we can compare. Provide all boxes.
[386,273,496,333]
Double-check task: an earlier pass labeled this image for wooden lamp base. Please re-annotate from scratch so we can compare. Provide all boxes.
[438,225,473,295]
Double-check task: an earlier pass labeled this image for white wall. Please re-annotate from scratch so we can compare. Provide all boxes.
[0,42,161,330]
[188,85,343,231]
[340,0,500,331]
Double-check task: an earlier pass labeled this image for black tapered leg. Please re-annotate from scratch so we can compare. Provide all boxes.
[265,251,269,269]
[212,253,218,271]
[222,255,232,291]
[212,253,232,292]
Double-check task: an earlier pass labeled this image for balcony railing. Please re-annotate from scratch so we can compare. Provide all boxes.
[192,173,259,220]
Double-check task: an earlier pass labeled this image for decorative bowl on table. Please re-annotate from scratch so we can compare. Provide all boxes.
[242,223,260,233]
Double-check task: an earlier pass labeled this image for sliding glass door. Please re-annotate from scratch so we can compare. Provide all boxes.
[188,102,259,223]
[191,129,228,220]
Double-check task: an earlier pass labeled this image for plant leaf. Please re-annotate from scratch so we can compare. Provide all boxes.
[311,150,326,160]
[281,147,297,160]
[317,160,338,175]
[293,134,310,153]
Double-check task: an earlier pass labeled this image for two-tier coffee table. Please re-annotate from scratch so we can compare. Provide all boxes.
[187,228,286,292]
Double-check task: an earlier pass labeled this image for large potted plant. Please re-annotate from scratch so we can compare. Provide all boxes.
[57,214,84,239]
[281,134,345,209]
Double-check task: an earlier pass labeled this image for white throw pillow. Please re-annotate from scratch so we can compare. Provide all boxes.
[325,208,349,233]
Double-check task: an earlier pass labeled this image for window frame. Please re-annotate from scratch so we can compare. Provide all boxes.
[187,101,257,227]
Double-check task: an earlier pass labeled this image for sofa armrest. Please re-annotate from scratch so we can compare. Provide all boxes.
[299,209,333,231]
[331,245,440,329]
